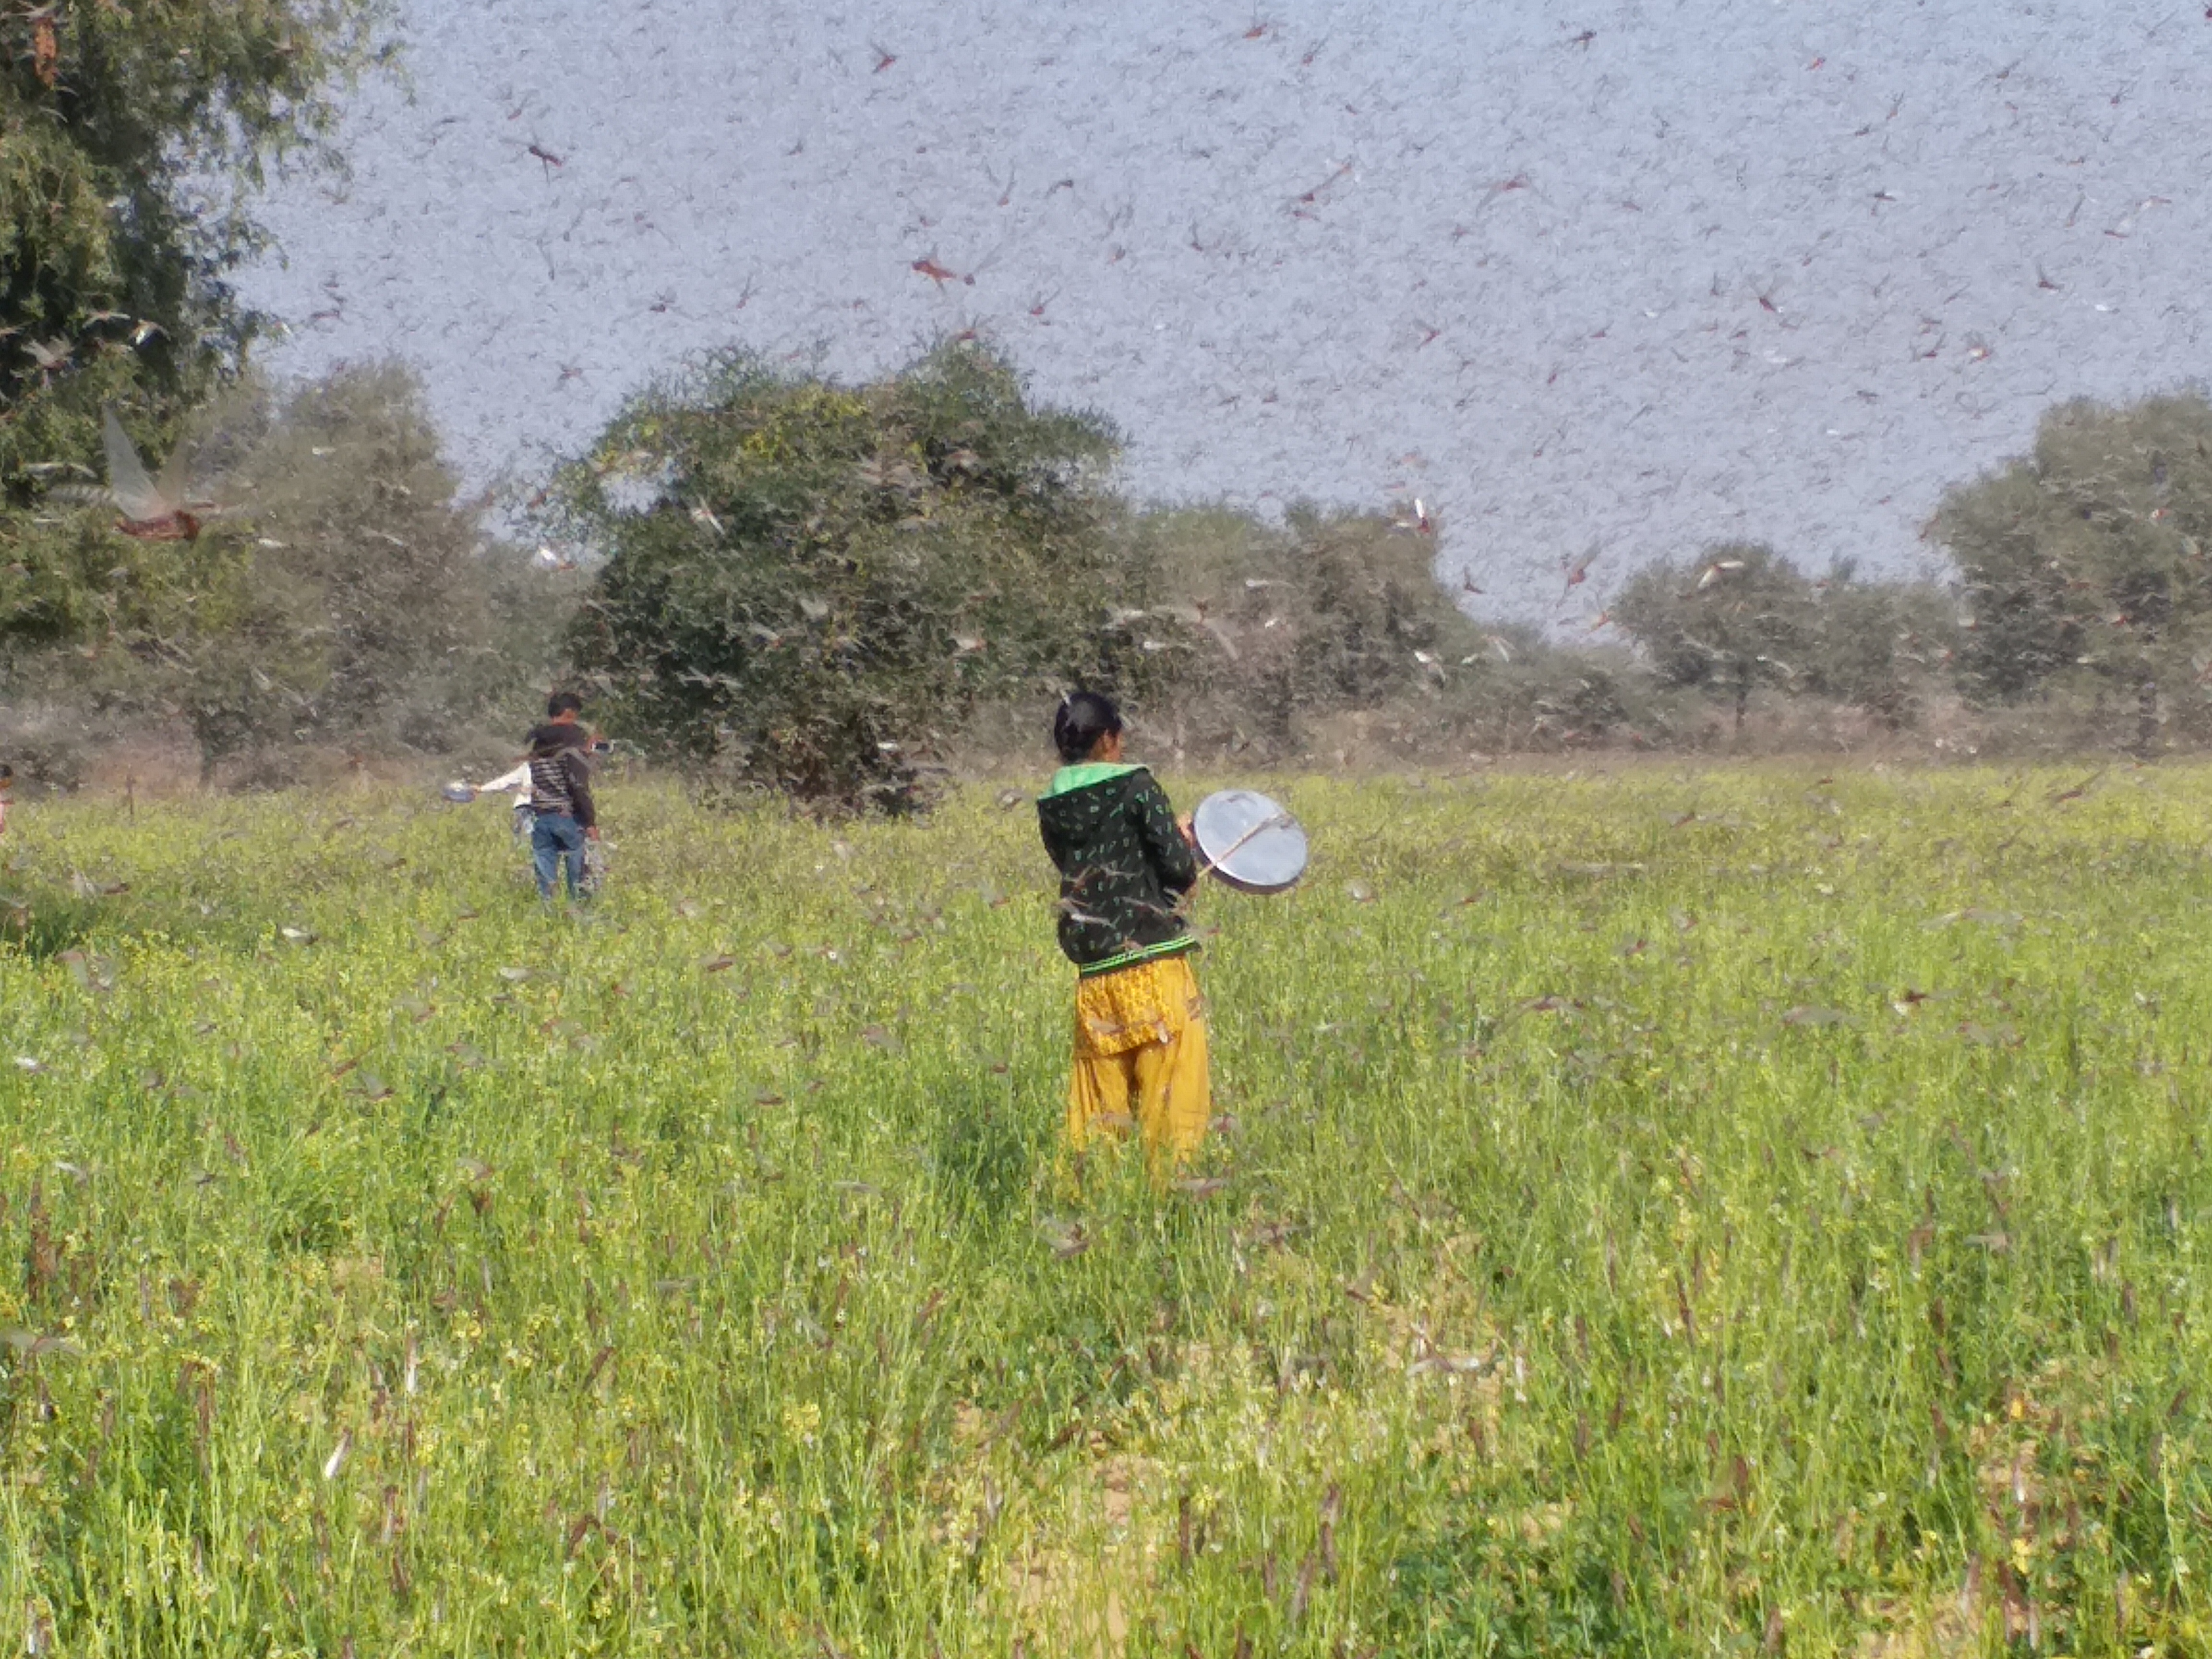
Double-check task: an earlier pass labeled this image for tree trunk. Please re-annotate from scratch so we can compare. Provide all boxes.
[1733,667,1749,736]
[2138,677,2160,758]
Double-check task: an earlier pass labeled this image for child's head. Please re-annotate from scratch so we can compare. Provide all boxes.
[546,690,585,722]
[0,763,12,791]
[1053,691,1123,764]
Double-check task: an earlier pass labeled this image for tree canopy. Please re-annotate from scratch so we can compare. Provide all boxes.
[1929,393,2212,749]
[0,0,395,659]
[1613,543,1815,729]
[556,340,1130,812]
[12,365,559,782]
[1113,502,1489,751]
[1614,544,1955,733]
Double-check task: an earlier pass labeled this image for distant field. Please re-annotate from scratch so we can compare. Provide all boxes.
[1,769,2208,1657]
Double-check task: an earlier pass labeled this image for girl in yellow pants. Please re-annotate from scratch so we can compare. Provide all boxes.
[1037,691,1212,1179]
[1068,953,1210,1171]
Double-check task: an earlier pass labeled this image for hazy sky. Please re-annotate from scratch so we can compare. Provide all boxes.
[237,0,2212,624]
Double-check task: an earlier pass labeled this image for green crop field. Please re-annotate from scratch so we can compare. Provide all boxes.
[2,767,2209,1657]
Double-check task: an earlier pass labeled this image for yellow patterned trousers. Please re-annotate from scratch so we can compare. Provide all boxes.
[1066,953,1210,1175]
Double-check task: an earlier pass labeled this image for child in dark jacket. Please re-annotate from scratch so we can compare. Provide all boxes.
[1035,691,1210,1175]
[525,692,599,900]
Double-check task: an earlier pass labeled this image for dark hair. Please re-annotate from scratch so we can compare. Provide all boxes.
[0,763,12,783]
[1053,690,1122,764]
[547,690,584,718]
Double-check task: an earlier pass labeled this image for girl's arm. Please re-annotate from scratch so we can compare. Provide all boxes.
[1133,773,1198,898]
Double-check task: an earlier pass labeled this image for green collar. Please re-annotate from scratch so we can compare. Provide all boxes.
[1040,761,1142,799]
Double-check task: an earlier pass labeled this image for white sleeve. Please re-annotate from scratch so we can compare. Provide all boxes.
[480,763,531,794]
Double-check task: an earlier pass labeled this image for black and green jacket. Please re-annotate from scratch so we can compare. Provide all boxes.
[1036,762,1199,976]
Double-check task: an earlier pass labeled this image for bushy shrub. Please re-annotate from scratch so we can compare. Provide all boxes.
[554,340,1130,814]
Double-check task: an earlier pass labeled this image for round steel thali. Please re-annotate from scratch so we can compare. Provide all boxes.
[1192,789,1309,893]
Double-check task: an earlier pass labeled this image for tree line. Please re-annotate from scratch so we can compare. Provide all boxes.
[538,342,2212,806]
[2,4,2209,803]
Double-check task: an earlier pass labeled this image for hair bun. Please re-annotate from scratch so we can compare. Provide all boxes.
[1052,689,1122,764]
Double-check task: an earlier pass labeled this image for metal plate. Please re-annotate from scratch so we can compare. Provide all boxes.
[1193,789,1309,893]
[440,781,475,804]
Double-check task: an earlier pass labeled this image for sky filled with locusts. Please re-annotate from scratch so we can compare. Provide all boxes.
[234,0,2211,626]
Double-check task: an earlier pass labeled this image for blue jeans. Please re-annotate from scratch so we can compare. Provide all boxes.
[531,813,587,899]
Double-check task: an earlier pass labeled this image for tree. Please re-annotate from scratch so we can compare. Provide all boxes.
[1613,543,1815,732]
[1800,564,1956,730]
[204,365,550,769]
[0,0,395,656]
[1928,393,2212,753]
[1112,502,1491,754]
[555,340,1127,813]
[1286,504,1476,706]
[22,365,551,782]
[1101,506,1296,747]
